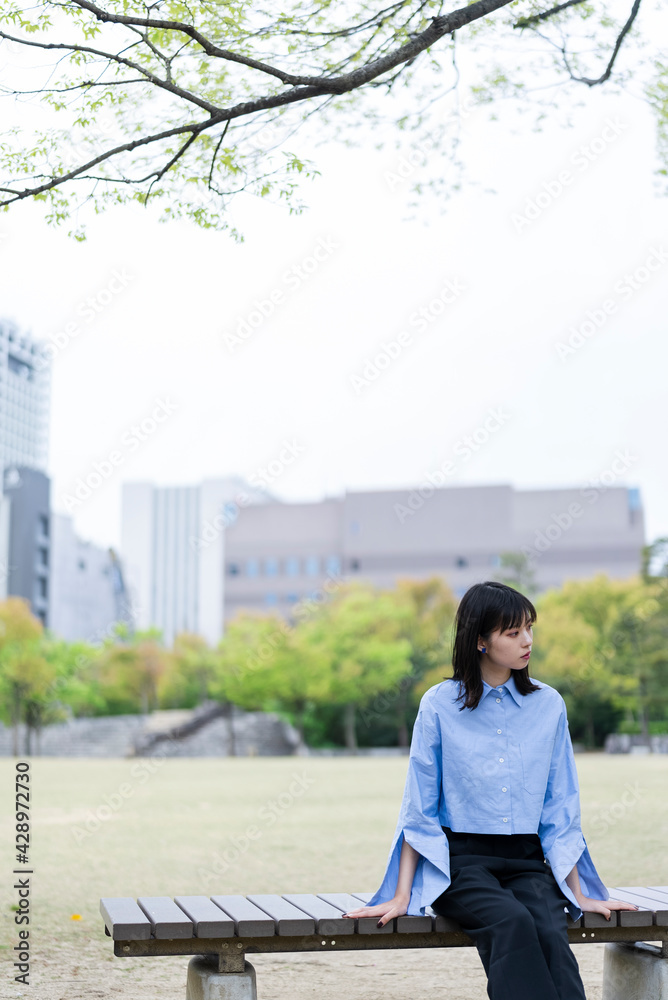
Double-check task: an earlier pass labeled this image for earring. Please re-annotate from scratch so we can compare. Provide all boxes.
[481,646,486,653]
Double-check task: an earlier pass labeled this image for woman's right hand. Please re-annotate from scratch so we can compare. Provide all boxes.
[342,896,409,928]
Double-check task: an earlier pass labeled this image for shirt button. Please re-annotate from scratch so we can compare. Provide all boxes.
[499,757,504,762]
[497,729,502,734]
[495,698,501,703]
[502,787,507,792]
[502,817,508,823]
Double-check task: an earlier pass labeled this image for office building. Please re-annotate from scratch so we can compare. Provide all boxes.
[49,512,133,643]
[0,466,51,625]
[222,483,645,621]
[0,319,50,474]
[121,476,273,647]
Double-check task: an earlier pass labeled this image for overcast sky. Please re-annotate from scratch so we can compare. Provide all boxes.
[1,73,666,551]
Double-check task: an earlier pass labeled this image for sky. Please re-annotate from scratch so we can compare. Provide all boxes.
[1,46,667,552]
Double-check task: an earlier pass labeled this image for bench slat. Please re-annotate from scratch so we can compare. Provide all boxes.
[621,886,668,904]
[317,893,394,934]
[425,905,463,934]
[174,897,235,938]
[609,888,667,926]
[349,891,434,934]
[247,895,315,936]
[100,898,152,941]
[582,908,619,929]
[137,897,193,939]
[282,894,355,935]
[210,895,275,937]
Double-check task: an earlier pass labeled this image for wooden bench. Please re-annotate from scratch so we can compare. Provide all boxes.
[100,887,668,999]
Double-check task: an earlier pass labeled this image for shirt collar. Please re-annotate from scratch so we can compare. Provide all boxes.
[481,671,524,707]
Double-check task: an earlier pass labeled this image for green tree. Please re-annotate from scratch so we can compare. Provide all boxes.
[0,598,53,755]
[495,552,538,597]
[532,574,668,746]
[0,0,661,235]
[297,582,412,751]
[164,631,218,707]
[98,628,173,714]
[360,576,456,746]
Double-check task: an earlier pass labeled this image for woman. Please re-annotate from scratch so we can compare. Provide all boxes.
[343,580,637,1000]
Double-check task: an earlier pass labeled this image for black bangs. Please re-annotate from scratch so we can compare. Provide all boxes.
[495,592,537,634]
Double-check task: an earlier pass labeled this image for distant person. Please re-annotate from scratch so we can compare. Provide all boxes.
[343,580,637,999]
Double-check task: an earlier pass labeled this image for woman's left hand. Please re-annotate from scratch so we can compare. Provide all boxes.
[577,895,640,921]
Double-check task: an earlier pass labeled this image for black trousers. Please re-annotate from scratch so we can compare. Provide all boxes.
[431,827,587,1000]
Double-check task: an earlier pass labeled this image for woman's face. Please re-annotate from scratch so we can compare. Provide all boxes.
[478,617,533,671]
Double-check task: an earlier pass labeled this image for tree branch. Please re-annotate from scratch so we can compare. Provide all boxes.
[513,0,587,30]
[565,0,642,86]
[0,28,221,114]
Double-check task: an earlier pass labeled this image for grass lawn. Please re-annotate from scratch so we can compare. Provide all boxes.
[1,753,666,998]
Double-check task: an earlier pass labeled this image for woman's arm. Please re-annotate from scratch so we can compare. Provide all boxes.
[343,838,420,927]
[565,863,638,920]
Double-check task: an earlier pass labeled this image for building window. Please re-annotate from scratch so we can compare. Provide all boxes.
[36,577,48,599]
[265,592,278,607]
[350,558,360,571]
[228,562,240,575]
[286,592,299,604]
[246,558,259,577]
[264,557,278,576]
[325,555,341,576]
[285,556,300,577]
[38,547,49,567]
[304,555,319,576]
[78,559,86,571]
[455,557,468,568]
[349,520,360,535]
[38,514,49,538]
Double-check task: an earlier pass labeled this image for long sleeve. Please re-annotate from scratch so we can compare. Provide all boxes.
[538,697,609,920]
[366,692,451,915]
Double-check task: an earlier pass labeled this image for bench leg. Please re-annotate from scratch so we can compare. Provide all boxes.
[185,956,257,1000]
[603,942,668,1000]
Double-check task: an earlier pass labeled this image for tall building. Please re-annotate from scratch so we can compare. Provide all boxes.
[0,466,51,625]
[222,483,646,621]
[0,320,50,474]
[0,321,51,619]
[120,477,274,647]
[49,512,133,643]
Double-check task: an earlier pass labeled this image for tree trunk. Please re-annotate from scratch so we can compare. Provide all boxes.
[295,700,305,746]
[12,687,21,757]
[343,702,358,754]
[638,679,651,749]
[585,710,595,749]
[224,701,237,757]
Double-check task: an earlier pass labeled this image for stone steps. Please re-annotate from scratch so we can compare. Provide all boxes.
[0,704,304,757]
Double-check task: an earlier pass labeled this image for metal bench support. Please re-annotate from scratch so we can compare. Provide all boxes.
[603,942,668,1000]
[186,957,257,1000]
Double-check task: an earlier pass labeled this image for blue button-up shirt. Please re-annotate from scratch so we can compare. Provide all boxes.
[367,674,609,921]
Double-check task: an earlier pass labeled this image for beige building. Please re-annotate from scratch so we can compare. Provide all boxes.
[223,483,645,622]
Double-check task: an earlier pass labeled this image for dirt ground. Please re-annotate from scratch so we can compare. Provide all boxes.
[2,755,666,1000]
[21,935,610,1000]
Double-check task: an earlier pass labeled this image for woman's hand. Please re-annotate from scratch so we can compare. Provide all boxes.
[577,895,640,921]
[342,896,409,928]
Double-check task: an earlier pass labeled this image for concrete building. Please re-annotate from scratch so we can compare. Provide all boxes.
[120,476,274,647]
[222,483,645,621]
[0,466,51,626]
[0,321,51,610]
[49,512,133,643]
[0,319,50,475]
